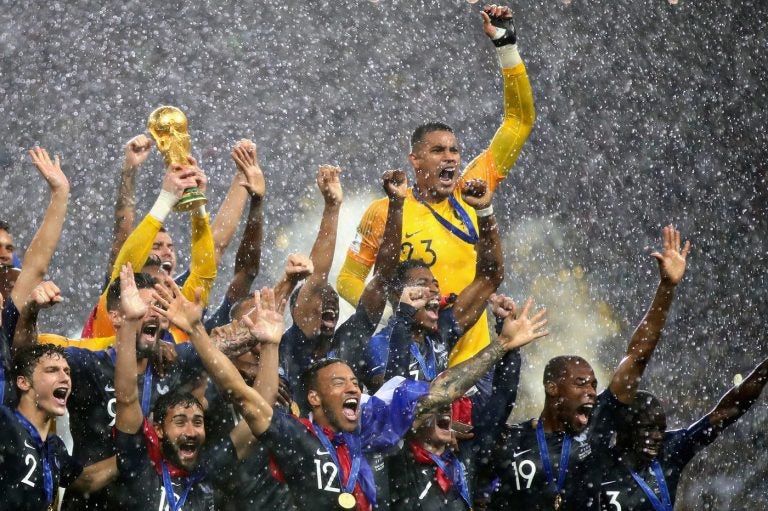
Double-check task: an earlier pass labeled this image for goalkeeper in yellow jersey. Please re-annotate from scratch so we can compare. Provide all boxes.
[337,4,535,366]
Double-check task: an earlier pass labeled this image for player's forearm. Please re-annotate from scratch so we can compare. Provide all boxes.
[252,343,280,410]
[109,215,163,282]
[360,199,403,321]
[11,306,39,354]
[337,259,368,305]
[108,165,139,270]
[309,203,341,281]
[709,356,768,428]
[422,341,505,413]
[11,190,68,306]
[610,280,676,402]
[189,323,251,399]
[70,456,119,493]
[211,172,250,264]
[114,321,142,433]
[475,214,504,284]
[230,196,263,288]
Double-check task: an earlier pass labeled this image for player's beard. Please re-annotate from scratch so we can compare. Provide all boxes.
[161,434,200,471]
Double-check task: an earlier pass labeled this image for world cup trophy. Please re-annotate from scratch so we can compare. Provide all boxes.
[147,106,207,212]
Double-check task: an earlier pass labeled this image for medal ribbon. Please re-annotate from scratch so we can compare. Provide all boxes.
[628,460,672,511]
[141,361,153,417]
[14,411,54,506]
[312,422,362,496]
[535,420,571,496]
[161,461,204,511]
[409,341,437,380]
[424,450,471,508]
[412,189,479,245]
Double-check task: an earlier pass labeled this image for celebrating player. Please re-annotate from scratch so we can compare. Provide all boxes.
[475,225,690,510]
[337,3,536,368]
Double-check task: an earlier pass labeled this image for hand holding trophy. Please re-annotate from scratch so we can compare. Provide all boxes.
[147,106,207,212]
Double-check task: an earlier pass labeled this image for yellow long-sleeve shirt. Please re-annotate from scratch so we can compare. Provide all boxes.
[337,61,535,366]
[81,212,217,343]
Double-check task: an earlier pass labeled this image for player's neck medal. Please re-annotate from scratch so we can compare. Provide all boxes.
[338,492,356,509]
[536,420,572,511]
[412,188,479,245]
[312,422,364,509]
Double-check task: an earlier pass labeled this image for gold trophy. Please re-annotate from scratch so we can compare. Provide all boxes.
[147,106,207,212]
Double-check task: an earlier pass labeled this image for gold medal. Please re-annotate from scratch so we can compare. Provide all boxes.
[338,492,356,509]
[554,494,562,510]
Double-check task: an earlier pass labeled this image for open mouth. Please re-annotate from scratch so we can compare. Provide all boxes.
[438,167,456,183]
[575,403,594,428]
[53,387,69,405]
[178,441,199,462]
[424,298,440,321]
[436,414,452,431]
[341,397,359,421]
[141,321,159,343]
[160,262,173,274]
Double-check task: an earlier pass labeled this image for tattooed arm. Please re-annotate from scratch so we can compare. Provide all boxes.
[415,299,547,422]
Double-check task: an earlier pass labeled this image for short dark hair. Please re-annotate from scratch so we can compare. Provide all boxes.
[105,273,158,311]
[0,220,10,233]
[152,391,204,426]
[411,122,454,151]
[300,357,348,393]
[543,355,591,385]
[12,344,68,382]
[388,259,431,305]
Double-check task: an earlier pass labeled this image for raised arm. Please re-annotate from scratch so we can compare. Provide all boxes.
[292,165,343,336]
[153,280,279,437]
[451,180,504,332]
[224,141,266,303]
[358,170,407,324]
[273,253,313,307]
[12,281,62,354]
[417,299,547,420]
[706,356,768,433]
[114,264,148,434]
[107,135,153,271]
[609,225,690,404]
[11,148,70,311]
[463,5,535,188]
[209,139,265,265]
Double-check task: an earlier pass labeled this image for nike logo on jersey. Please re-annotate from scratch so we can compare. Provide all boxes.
[513,449,532,458]
[104,384,115,392]
[404,230,422,239]
[24,440,34,449]
[316,449,330,456]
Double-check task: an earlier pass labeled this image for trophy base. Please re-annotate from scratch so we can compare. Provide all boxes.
[174,187,208,212]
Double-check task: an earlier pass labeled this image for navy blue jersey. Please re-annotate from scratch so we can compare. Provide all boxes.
[204,383,296,510]
[0,407,83,511]
[364,305,460,384]
[203,295,233,334]
[113,428,215,510]
[0,326,14,406]
[477,389,625,510]
[262,378,429,510]
[280,304,376,413]
[566,416,718,510]
[389,446,469,511]
[60,344,203,510]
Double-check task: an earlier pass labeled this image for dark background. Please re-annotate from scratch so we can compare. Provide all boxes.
[1,0,767,507]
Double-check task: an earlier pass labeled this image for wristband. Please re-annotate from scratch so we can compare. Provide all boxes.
[149,190,178,222]
[497,44,522,69]
[475,205,494,218]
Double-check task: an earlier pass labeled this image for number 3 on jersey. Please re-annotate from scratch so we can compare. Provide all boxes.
[401,239,437,266]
